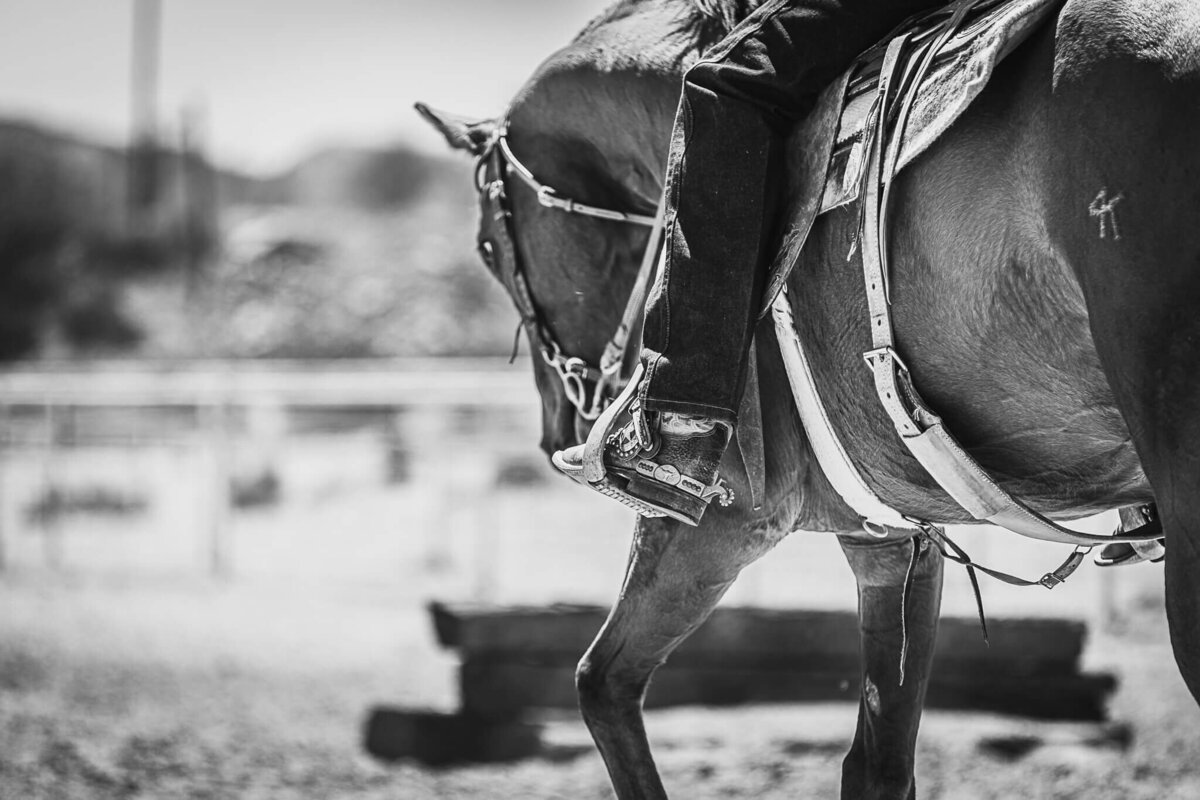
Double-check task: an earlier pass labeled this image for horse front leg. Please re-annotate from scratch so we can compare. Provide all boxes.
[838,534,944,800]
[576,513,785,799]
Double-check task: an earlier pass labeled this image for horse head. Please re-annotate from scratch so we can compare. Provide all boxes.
[417,63,676,455]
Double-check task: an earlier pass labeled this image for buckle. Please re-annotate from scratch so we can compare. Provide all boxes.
[862,345,910,373]
[537,186,571,213]
[1038,573,1063,590]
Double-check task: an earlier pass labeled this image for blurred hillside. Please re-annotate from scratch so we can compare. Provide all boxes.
[0,117,517,361]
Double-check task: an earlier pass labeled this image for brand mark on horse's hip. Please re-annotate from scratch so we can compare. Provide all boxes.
[1089,189,1124,240]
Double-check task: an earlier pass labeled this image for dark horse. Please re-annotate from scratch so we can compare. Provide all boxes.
[422,0,1200,796]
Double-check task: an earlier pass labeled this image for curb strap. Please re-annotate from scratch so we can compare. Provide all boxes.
[920,525,1092,590]
[918,525,1093,643]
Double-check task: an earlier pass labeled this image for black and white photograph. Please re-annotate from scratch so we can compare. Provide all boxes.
[1,0,1198,797]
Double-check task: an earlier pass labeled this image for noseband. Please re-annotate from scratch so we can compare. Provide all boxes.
[474,122,664,420]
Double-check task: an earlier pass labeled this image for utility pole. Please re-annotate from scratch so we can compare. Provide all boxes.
[128,0,162,232]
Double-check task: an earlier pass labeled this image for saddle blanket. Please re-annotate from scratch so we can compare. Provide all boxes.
[820,0,1062,212]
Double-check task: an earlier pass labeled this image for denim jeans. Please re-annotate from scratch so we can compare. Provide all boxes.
[639,0,948,425]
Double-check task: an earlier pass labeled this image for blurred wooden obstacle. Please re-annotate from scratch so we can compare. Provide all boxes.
[430,603,1116,721]
[364,709,542,766]
[365,602,1118,764]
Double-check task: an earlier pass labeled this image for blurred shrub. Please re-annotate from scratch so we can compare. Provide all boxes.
[0,119,523,361]
[494,455,551,488]
[231,469,282,509]
[25,485,149,524]
[273,144,441,210]
[0,121,199,360]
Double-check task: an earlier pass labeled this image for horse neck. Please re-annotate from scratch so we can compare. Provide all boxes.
[505,3,859,533]
[506,1,717,203]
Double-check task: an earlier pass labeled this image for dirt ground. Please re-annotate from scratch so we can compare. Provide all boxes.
[2,431,1200,799]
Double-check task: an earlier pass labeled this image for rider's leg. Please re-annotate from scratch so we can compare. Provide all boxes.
[556,0,947,524]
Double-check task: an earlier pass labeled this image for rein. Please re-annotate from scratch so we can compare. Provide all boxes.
[476,123,663,420]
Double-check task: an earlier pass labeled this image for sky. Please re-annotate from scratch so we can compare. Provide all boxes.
[0,0,613,174]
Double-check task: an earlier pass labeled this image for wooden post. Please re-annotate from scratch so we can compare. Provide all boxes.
[127,0,162,232]
[202,400,233,578]
[41,404,64,571]
[472,483,497,602]
[418,406,456,575]
[0,404,7,573]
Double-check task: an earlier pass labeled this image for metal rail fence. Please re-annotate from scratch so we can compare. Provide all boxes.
[0,359,537,578]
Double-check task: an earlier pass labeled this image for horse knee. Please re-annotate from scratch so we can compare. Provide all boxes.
[575,654,649,722]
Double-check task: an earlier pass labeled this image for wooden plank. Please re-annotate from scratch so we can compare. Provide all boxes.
[429,603,1087,670]
[363,708,542,765]
[457,661,1116,722]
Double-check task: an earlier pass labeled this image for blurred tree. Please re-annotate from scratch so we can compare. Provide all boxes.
[0,123,79,360]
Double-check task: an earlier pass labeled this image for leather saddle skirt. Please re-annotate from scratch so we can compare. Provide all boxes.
[760,0,1063,314]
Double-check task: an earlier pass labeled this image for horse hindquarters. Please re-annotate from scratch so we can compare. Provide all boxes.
[1047,0,1200,701]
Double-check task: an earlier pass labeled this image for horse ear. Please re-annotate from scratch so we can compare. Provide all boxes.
[414,102,495,157]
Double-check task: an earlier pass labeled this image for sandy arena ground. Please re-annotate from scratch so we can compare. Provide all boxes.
[2,426,1199,799]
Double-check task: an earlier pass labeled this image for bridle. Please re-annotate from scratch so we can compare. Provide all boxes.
[474,121,664,420]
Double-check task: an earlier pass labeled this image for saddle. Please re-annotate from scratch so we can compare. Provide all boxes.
[760,0,1062,312]
[741,0,1060,513]
[751,0,1163,563]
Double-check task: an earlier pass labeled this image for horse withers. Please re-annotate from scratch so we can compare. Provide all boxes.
[421,0,1200,796]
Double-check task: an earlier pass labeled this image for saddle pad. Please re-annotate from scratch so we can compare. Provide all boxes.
[819,0,1062,213]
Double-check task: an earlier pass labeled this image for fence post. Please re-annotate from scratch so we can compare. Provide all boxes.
[0,404,7,573]
[203,399,233,578]
[41,404,64,571]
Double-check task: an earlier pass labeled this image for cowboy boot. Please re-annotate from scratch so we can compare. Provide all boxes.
[552,365,734,526]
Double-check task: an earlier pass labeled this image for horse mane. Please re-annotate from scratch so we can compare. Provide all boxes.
[576,0,767,52]
[687,0,767,33]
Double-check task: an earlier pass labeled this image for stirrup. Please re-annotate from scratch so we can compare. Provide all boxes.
[1094,541,1165,568]
[551,364,733,525]
[1095,507,1164,567]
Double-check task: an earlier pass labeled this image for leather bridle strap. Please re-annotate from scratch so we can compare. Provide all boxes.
[480,123,662,420]
[498,135,659,226]
[858,0,1161,548]
[594,198,667,407]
